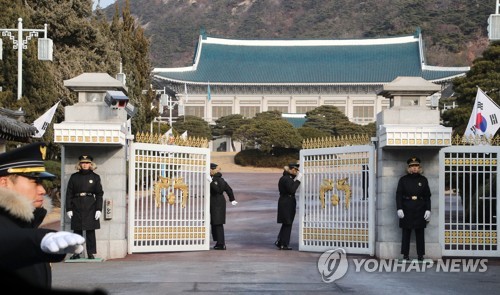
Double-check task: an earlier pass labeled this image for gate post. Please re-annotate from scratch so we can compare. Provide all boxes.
[54,73,135,260]
[374,76,451,260]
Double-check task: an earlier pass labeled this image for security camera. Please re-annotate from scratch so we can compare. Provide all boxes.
[104,90,129,109]
[125,103,137,119]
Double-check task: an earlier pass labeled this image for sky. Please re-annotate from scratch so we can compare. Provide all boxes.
[93,0,116,10]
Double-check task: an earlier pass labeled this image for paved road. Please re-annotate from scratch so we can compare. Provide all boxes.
[51,172,500,294]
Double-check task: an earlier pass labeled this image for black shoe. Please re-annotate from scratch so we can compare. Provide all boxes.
[280,245,292,250]
[213,244,226,250]
[88,254,95,259]
[403,255,409,260]
[70,254,80,260]
[418,256,424,261]
[274,240,282,249]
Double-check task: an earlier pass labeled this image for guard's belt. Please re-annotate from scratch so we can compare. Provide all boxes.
[403,195,422,201]
[75,192,94,197]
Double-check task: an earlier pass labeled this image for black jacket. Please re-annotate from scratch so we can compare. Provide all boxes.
[65,169,104,230]
[277,170,301,224]
[0,187,66,288]
[396,172,431,229]
[209,172,235,225]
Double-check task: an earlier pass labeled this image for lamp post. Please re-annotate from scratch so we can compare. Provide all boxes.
[0,18,53,100]
[148,87,179,133]
[159,88,179,126]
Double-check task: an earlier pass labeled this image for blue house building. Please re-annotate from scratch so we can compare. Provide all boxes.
[152,29,469,127]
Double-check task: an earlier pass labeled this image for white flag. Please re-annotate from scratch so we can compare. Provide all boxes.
[163,128,174,144]
[163,128,173,138]
[184,83,189,103]
[32,101,60,138]
[464,88,500,139]
[180,131,188,140]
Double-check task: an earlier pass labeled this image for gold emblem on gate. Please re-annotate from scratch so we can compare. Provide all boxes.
[319,179,334,208]
[319,177,351,209]
[173,177,188,208]
[154,176,189,208]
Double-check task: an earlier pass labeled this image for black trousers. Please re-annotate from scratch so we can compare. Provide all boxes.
[211,224,225,245]
[401,228,425,256]
[74,229,96,254]
[278,224,293,246]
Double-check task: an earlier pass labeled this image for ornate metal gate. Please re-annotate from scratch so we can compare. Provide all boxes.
[127,135,210,253]
[299,137,375,254]
[439,145,499,256]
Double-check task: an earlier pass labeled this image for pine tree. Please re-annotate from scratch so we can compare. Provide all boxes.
[109,0,156,134]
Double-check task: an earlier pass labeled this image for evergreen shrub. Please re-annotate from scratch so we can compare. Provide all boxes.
[234,148,299,168]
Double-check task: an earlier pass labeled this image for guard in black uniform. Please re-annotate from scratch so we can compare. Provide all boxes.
[66,155,104,259]
[275,163,302,250]
[396,157,431,261]
[209,163,237,250]
[0,142,86,291]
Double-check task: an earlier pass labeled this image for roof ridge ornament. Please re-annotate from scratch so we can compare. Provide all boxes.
[200,27,207,40]
[414,27,421,38]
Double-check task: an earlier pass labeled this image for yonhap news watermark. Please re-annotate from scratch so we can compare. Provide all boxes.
[317,248,488,283]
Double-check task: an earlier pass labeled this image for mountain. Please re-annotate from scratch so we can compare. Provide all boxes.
[102,1,496,68]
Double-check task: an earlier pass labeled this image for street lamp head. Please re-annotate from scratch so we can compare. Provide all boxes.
[1,17,52,99]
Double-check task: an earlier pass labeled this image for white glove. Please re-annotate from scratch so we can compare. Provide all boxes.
[424,210,431,221]
[397,209,404,219]
[95,210,102,220]
[295,172,303,182]
[231,201,238,206]
[207,175,212,183]
[40,232,85,254]
[67,211,73,219]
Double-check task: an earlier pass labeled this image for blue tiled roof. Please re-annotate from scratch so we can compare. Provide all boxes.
[153,33,469,85]
[283,116,307,128]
